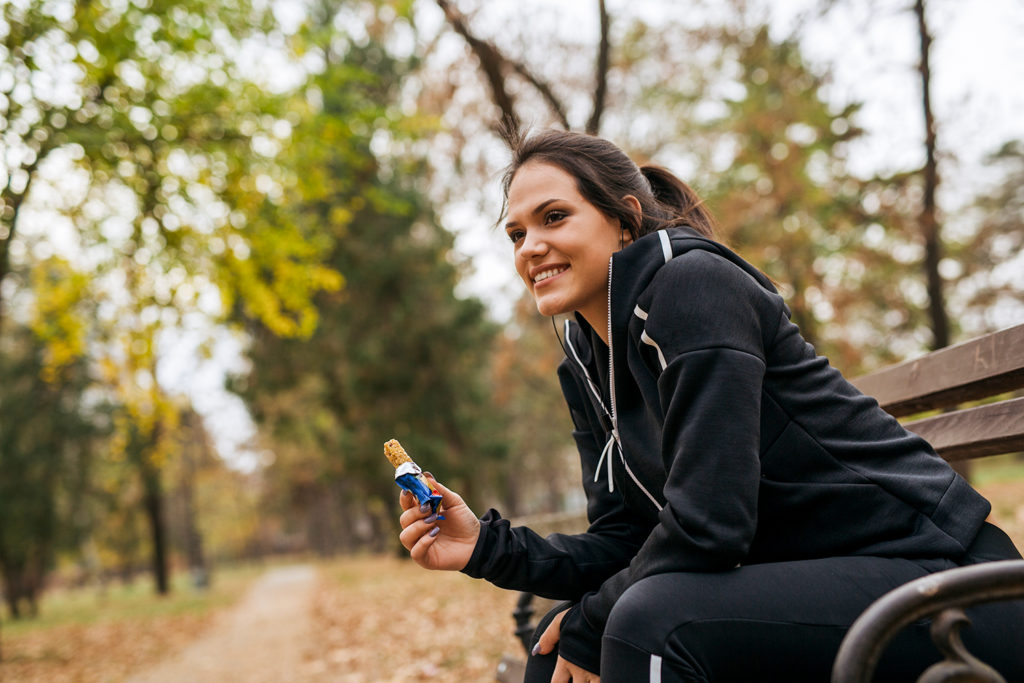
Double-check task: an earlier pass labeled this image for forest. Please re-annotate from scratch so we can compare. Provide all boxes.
[1,0,1022,662]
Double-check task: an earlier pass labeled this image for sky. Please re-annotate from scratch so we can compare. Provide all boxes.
[443,0,1024,324]
[176,0,1024,467]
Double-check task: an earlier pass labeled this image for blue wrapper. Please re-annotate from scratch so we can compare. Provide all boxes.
[395,463,444,518]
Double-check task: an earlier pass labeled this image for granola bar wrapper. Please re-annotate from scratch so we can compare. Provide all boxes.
[385,439,444,517]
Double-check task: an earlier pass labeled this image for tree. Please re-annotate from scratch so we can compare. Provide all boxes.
[167,407,214,586]
[231,0,506,554]
[912,0,949,351]
[419,1,1022,373]
[0,319,97,618]
[695,24,899,372]
[3,0,345,595]
[948,141,1024,334]
[492,299,581,516]
[810,0,1023,356]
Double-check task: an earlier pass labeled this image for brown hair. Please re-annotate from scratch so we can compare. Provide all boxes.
[499,129,717,241]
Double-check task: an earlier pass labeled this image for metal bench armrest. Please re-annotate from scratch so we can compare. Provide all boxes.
[831,559,1024,683]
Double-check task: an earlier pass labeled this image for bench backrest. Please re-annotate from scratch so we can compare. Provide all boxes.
[849,323,1024,462]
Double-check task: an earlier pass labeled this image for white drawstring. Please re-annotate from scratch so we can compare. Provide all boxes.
[561,318,627,497]
[594,429,618,493]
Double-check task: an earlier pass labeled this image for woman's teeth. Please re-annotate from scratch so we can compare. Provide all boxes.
[534,267,567,283]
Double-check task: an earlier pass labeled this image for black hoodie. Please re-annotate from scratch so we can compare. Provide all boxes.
[462,226,991,671]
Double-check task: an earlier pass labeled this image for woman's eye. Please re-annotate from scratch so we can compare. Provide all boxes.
[544,210,566,225]
[507,229,525,244]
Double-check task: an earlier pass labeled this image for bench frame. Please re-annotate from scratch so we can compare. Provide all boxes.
[832,324,1024,682]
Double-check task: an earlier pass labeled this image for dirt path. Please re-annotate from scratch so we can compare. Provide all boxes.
[125,565,318,683]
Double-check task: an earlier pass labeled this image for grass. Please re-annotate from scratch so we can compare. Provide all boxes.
[0,560,266,682]
[971,456,1024,552]
[968,453,1024,487]
[3,563,263,638]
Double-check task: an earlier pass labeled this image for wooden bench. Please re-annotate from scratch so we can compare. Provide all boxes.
[497,323,1024,683]
[833,323,1024,682]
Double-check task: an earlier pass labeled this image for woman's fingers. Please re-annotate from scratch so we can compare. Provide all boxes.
[424,476,464,507]
[395,518,436,557]
[536,610,600,682]
[399,496,433,530]
[406,524,442,563]
[553,657,600,683]
[550,660,572,683]
[399,500,439,544]
[534,608,567,656]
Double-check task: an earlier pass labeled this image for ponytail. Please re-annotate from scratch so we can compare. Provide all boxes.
[639,165,718,241]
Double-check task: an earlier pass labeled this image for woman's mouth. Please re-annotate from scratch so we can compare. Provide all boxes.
[534,266,568,284]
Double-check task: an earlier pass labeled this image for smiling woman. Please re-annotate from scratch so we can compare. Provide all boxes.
[394,129,1024,683]
[500,129,716,343]
[504,163,629,334]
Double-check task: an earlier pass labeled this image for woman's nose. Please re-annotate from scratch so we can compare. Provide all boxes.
[520,230,547,258]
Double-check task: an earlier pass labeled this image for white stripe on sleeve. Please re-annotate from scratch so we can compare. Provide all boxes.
[640,330,668,371]
[658,230,672,263]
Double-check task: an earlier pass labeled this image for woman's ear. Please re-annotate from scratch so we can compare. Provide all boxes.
[621,194,642,244]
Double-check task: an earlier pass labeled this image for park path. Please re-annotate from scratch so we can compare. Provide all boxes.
[125,564,319,683]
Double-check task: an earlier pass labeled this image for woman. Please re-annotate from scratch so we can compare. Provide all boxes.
[397,129,1023,682]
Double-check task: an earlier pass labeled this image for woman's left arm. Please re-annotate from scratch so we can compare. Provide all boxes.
[557,251,783,671]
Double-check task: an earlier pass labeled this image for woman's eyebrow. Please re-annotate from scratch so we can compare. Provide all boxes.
[505,198,561,229]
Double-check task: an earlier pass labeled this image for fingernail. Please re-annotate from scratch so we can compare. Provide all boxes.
[424,513,438,524]
[419,502,431,513]
[423,471,434,480]
[531,643,541,656]
[428,526,441,537]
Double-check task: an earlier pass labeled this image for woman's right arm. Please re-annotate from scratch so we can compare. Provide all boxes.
[459,359,648,601]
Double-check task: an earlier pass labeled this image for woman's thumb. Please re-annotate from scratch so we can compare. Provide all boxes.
[424,475,463,507]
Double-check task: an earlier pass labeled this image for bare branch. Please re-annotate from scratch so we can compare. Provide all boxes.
[435,0,520,134]
[585,0,610,134]
[505,59,570,130]
[435,0,575,132]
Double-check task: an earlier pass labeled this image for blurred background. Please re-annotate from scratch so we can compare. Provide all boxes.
[1,0,1022,679]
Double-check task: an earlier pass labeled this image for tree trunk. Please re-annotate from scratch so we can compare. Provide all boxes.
[141,461,170,595]
[914,0,950,351]
[2,573,20,619]
[180,467,208,588]
[914,0,968,482]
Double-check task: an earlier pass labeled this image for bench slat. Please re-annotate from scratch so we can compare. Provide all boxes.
[903,396,1024,462]
[850,324,1024,417]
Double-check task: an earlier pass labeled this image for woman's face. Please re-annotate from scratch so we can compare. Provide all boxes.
[505,161,629,325]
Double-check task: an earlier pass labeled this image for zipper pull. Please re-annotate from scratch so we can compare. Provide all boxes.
[594,432,616,493]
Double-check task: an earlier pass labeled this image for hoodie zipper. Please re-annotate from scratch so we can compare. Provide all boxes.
[606,256,664,512]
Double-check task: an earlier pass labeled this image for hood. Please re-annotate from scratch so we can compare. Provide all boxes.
[607,226,777,403]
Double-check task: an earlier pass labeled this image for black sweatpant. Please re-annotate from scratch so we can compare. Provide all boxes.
[524,523,1024,682]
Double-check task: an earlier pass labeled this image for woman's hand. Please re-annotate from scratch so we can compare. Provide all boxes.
[398,476,480,571]
[534,608,601,683]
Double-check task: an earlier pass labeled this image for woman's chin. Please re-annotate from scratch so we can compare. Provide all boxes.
[534,296,569,318]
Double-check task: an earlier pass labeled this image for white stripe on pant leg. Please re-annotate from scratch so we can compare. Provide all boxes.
[650,654,662,683]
